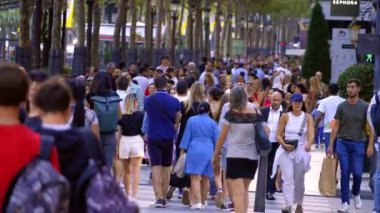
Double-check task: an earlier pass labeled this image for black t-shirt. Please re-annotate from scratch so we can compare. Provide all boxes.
[118,111,144,136]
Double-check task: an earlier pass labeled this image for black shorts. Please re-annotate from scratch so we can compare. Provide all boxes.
[226,158,258,179]
[147,139,173,167]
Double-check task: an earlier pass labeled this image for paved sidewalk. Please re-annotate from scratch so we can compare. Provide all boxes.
[134,147,374,212]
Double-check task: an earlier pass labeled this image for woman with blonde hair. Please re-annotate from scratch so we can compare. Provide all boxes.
[116,93,145,198]
[305,76,321,113]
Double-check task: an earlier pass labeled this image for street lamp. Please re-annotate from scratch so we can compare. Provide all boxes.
[349,18,361,45]
[204,0,211,58]
[170,0,179,65]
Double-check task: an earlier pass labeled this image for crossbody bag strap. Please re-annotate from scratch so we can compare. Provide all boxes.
[298,113,307,136]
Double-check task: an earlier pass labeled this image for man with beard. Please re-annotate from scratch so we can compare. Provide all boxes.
[328,78,374,212]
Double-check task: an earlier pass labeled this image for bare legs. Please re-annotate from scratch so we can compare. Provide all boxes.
[122,157,143,198]
[228,178,252,213]
[151,166,172,200]
[190,175,210,205]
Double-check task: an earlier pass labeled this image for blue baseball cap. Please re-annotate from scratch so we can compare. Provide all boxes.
[291,93,303,102]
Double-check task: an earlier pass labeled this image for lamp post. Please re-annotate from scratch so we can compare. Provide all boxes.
[86,0,94,68]
[204,0,211,59]
[170,0,179,66]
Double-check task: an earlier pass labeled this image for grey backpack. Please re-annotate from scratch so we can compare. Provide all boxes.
[75,129,139,213]
[4,135,70,213]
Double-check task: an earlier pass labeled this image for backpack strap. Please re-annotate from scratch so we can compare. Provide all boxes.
[40,134,55,160]
[376,91,380,104]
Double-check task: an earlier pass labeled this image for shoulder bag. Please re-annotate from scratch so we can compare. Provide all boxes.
[284,113,307,149]
[253,108,272,156]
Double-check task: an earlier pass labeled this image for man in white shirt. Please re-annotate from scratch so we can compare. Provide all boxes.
[260,91,283,200]
[156,56,170,73]
[133,66,150,93]
[314,83,345,153]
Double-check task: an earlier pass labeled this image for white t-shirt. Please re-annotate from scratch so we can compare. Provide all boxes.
[317,95,345,133]
[133,76,149,93]
[272,70,286,89]
[117,90,127,114]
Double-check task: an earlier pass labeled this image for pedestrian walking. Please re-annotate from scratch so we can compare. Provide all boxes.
[144,76,181,208]
[179,102,219,210]
[274,93,314,213]
[314,83,345,153]
[0,64,60,208]
[327,78,375,212]
[89,72,122,169]
[213,86,262,213]
[260,91,284,200]
[116,93,145,199]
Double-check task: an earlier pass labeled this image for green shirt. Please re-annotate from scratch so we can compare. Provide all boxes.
[334,99,369,142]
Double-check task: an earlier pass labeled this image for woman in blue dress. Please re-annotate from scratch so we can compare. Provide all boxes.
[180,102,219,210]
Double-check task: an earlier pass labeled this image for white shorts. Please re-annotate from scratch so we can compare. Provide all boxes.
[119,135,145,159]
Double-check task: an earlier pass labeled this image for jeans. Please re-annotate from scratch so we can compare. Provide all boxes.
[336,139,366,204]
[100,133,117,169]
[374,143,380,212]
[314,127,324,146]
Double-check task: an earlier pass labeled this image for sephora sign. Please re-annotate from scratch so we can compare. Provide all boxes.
[330,0,359,17]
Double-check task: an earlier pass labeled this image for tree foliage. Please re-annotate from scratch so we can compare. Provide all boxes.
[337,64,374,102]
[302,2,331,83]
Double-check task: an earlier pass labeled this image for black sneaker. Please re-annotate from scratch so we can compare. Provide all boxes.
[152,199,164,208]
[162,199,167,208]
[266,193,275,200]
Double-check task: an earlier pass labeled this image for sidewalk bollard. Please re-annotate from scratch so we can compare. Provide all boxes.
[254,155,268,212]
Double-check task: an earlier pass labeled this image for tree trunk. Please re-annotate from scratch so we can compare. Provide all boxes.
[32,0,43,68]
[155,0,164,48]
[42,7,53,67]
[226,0,232,56]
[185,0,194,50]
[75,0,85,46]
[19,0,31,48]
[51,0,63,49]
[177,0,185,48]
[130,0,137,48]
[144,0,152,48]
[214,0,222,59]
[113,0,127,50]
[193,0,201,52]
[164,0,172,49]
[92,0,101,69]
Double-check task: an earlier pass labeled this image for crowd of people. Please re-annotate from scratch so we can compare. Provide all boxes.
[0,53,378,213]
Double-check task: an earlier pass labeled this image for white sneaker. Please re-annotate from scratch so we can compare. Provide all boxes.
[338,202,350,212]
[202,201,208,208]
[353,195,362,209]
[190,203,203,210]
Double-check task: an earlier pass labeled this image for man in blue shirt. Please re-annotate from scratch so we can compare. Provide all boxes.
[232,63,248,83]
[144,76,181,208]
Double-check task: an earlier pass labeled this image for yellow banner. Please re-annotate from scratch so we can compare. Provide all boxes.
[66,0,75,28]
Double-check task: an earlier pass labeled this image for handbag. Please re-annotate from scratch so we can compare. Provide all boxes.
[284,113,307,149]
[318,157,337,196]
[173,153,186,178]
[253,108,271,156]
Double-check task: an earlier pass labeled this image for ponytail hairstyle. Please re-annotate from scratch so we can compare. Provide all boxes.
[68,76,86,127]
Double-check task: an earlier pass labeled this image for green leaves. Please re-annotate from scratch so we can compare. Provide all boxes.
[302,2,331,83]
[337,64,374,102]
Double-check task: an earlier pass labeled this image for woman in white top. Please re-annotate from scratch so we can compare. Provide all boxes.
[274,93,314,213]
